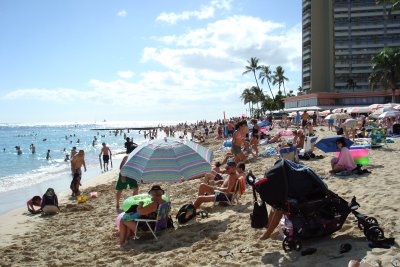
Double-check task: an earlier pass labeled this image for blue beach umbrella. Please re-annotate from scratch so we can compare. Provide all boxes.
[120,138,213,183]
[315,137,354,153]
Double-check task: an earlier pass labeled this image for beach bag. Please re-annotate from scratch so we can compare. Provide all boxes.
[250,186,268,229]
[176,204,196,224]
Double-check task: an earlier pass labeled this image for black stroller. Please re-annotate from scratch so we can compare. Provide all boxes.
[247,159,385,252]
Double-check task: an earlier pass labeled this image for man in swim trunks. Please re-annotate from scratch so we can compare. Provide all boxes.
[301,110,310,129]
[99,142,112,171]
[116,155,139,210]
[71,150,86,183]
[193,160,239,209]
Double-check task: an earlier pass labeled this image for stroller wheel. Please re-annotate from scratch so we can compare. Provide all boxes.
[282,237,302,252]
[366,216,379,226]
[365,226,384,242]
[304,154,310,160]
[310,153,316,159]
[359,216,379,231]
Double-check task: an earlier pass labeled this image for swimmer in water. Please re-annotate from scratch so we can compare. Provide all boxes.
[46,150,51,160]
[30,144,36,154]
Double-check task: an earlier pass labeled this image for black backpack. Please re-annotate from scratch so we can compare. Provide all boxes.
[176,204,196,224]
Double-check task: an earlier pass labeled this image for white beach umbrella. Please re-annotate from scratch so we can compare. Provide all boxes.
[378,111,400,118]
[324,113,350,120]
[347,107,371,114]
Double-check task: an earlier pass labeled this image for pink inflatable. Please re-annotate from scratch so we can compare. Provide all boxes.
[335,149,368,159]
[260,128,268,133]
[115,212,125,231]
[279,130,293,136]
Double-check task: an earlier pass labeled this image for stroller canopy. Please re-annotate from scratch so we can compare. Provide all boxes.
[257,159,329,208]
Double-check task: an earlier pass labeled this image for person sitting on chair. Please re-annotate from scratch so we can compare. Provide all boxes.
[193,160,239,209]
[119,185,165,247]
[330,137,356,174]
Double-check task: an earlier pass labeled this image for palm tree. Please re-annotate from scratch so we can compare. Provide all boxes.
[369,47,400,103]
[241,88,255,117]
[250,86,264,110]
[258,65,275,100]
[297,86,303,95]
[243,57,262,90]
[273,66,289,96]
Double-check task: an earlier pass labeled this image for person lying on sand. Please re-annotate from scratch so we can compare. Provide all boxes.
[119,185,165,247]
[267,133,282,144]
[193,160,239,209]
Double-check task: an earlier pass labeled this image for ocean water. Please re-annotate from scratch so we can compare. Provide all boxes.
[0,121,180,214]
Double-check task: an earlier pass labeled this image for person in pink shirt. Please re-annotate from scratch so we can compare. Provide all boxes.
[330,137,356,174]
[27,196,42,214]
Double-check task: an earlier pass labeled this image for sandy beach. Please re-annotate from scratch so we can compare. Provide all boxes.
[0,126,399,267]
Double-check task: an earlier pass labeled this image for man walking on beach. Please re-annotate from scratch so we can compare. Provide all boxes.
[99,143,112,171]
[71,150,86,182]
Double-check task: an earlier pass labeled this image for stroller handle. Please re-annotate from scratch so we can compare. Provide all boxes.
[246,171,257,186]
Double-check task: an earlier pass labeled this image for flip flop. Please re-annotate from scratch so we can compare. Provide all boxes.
[339,243,352,254]
[301,248,317,256]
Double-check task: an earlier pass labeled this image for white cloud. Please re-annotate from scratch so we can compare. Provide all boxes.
[117,10,127,17]
[3,13,302,121]
[117,70,134,79]
[144,16,302,73]
[156,0,232,24]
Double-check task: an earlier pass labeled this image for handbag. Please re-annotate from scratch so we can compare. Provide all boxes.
[250,185,268,229]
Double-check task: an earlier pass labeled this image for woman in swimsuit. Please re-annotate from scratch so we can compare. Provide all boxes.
[119,185,166,247]
[250,119,260,157]
[231,120,248,163]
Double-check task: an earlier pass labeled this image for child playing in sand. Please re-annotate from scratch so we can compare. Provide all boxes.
[70,172,82,197]
[27,196,42,214]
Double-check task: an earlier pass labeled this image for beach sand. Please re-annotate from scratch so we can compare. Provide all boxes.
[0,126,399,266]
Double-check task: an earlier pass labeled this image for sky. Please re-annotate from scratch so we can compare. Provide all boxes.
[0,0,302,124]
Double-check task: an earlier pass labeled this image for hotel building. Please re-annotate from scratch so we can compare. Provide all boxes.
[285,0,400,109]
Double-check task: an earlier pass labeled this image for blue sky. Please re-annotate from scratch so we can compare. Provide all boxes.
[0,0,301,124]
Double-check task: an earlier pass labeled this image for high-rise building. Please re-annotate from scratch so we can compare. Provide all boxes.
[285,0,400,109]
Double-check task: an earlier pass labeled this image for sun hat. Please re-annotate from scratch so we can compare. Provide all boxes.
[148,185,165,195]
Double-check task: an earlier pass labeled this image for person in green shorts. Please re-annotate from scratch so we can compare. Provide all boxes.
[116,156,139,210]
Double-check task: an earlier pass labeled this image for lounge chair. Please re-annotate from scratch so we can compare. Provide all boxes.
[133,202,171,240]
[214,177,245,206]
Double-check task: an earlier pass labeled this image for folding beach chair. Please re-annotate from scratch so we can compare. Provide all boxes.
[279,146,299,163]
[133,202,171,240]
[214,177,245,206]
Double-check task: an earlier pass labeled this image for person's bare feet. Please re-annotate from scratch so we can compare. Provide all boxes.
[258,232,270,241]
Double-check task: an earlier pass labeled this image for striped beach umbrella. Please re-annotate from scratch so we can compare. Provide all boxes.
[120,138,213,183]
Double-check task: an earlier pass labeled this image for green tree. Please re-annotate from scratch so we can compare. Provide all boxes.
[243,57,262,90]
[250,86,264,110]
[258,65,275,100]
[369,47,400,103]
[272,66,289,96]
[297,86,302,94]
[240,88,255,117]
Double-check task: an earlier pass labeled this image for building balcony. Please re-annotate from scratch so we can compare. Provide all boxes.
[350,11,386,18]
[303,36,311,43]
[303,48,311,55]
[303,54,310,60]
[302,17,311,26]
